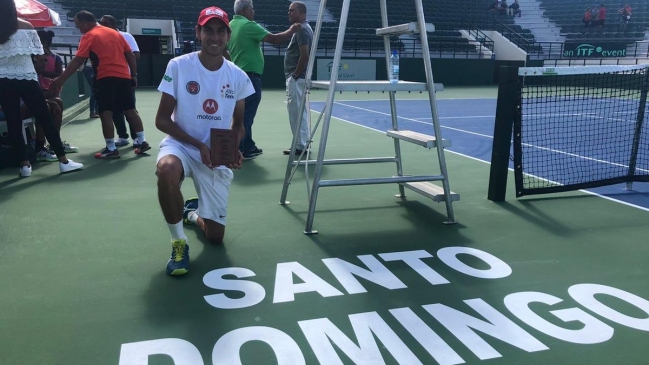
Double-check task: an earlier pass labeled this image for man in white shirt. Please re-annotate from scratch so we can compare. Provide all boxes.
[99,15,142,147]
[155,6,255,276]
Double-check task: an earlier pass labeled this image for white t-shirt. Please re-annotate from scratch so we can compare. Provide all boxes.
[120,31,140,53]
[158,52,255,167]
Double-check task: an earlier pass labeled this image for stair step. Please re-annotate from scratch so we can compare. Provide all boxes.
[387,130,451,148]
[400,182,460,202]
[376,22,435,36]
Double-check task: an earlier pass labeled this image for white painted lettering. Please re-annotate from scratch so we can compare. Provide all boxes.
[379,250,450,286]
[299,312,423,365]
[212,326,305,365]
[118,338,204,365]
[203,268,265,309]
[390,307,465,365]
[424,299,548,360]
[505,291,613,344]
[322,255,407,294]
[437,247,512,279]
[569,284,649,331]
[273,262,344,303]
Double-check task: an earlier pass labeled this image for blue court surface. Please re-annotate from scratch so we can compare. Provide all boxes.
[310,98,649,209]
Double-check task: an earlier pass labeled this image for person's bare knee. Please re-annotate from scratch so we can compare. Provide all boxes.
[203,219,225,244]
[156,156,183,188]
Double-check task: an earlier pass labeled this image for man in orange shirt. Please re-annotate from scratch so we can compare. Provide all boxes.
[51,10,150,159]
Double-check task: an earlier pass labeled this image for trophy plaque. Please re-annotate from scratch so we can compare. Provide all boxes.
[210,128,238,166]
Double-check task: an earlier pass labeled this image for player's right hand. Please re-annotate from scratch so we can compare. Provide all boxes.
[199,144,214,169]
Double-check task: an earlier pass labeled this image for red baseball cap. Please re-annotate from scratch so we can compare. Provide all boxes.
[197,7,230,30]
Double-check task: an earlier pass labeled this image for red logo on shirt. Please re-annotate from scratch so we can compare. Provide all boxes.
[203,99,218,114]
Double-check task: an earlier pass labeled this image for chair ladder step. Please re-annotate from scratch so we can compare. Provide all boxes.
[400,182,460,202]
[387,130,451,148]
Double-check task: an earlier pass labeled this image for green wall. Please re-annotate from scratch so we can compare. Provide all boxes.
[131,54,497,88]
[136,54,175,87]
[60,71,88,110]
[262,56,497,88]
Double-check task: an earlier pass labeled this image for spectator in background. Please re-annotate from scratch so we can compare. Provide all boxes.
[227,0,300,160]
[182,40,194,54]
[499,0,508,16]
[33,54,79,161]
[595,4,606,32]
[51,10,150,159]
[508,0,521,17]
[583,7,592,30]
[99,14,141,148]
[36,30,62,87]
[0,0,83,177]
[34,30,78,159]
[618,3,631,30]
[283,1,312,156]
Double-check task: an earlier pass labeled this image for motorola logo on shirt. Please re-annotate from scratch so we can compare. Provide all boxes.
[197,99,221,120]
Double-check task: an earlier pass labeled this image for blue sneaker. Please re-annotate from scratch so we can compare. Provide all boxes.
[166,239,189,276]
[183,198,199,225]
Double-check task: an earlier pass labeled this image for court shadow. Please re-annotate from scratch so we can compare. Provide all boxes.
[140,233,237,353]
[302,215,479,309]
[0,154,146,204]
[493,199,574,237]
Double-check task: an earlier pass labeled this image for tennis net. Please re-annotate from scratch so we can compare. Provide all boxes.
[512,64,649,197]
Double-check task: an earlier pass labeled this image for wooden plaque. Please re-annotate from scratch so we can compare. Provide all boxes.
[210,128,238,166]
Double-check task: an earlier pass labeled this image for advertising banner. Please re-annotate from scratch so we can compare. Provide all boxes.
[563,43,628,58]
[316,59,377,81]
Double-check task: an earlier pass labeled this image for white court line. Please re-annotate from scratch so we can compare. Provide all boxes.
[333,101,494,139]
[419,115,494,120]
[315,102,649,212]
[334,100,647,172]
[310,97,498,102]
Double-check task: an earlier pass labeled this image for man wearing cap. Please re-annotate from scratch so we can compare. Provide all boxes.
[155,6,255,276]
[283,1,312,156]
[227,0,301,160]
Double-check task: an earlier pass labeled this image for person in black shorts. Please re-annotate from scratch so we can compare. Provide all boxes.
[51,11,150,159]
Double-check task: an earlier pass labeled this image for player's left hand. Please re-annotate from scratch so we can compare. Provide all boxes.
[227,150,243,169]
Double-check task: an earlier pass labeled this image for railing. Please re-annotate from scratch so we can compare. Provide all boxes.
[261,36,490,59]
[51,43,78,66]
[465,27,495,52]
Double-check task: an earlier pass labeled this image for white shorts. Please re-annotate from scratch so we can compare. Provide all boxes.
[157,142,234,226]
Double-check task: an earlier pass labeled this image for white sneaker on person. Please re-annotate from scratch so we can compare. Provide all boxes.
[62,141,79,153]
[48,142,79,153]
[19,165,32,177]
[115,138,130,147]
[37,149,58,162]
[59,159,83,173]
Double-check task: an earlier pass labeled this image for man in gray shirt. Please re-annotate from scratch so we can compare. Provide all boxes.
[283,1,312,155]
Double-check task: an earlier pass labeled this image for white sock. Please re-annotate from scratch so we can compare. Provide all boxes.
[167,221,187,241]
[105,139,116,151]
[187,209,199,224]
[136,131,145,144]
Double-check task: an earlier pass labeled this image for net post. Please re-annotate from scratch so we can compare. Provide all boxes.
[488,66,519,201]
[626,68,649,190]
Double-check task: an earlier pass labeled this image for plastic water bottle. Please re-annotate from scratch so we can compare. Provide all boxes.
[389,49,399,84]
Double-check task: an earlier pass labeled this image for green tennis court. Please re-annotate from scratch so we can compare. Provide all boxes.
[1,88,648,365]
